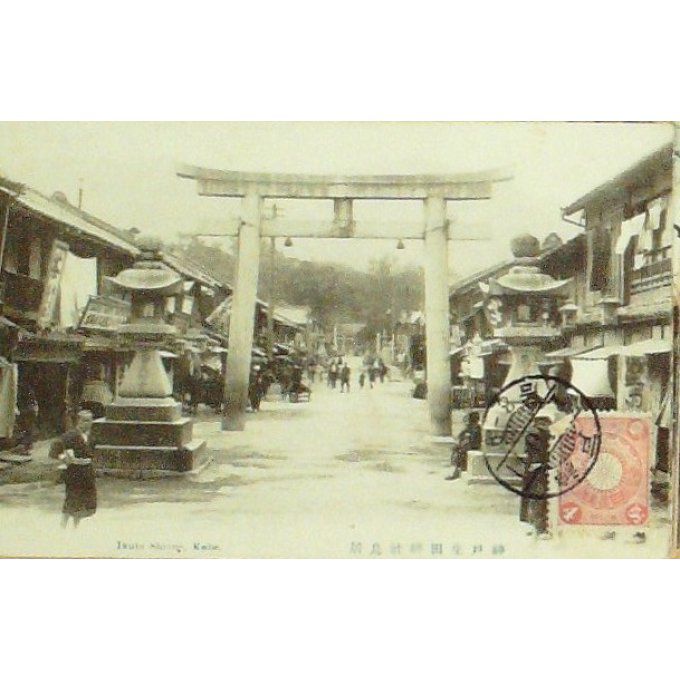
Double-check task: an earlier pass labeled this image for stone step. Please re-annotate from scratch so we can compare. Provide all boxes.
[105,400,181,423]
[466,474,520,485]
[92,418,193,448]
[92,439,206,474]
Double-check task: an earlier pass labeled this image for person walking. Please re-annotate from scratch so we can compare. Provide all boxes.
[340,364,351,393]
[359,371,366,389]
[329,361,338,389]
[187,352,202,415]
[16,382,39,452]
[248,368,264,411]
[519,416,552,538]
[280,363,292,400]
[371,358,381,385]
[49,410,97,529]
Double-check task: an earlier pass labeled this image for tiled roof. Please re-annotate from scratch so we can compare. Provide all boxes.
[161,250,230,291]
[1,185,140,255]
[563,143,672,215]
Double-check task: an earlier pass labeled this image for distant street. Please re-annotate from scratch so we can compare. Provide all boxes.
[0,359,669,557]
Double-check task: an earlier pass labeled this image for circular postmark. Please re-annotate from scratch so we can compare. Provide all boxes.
[482,374,601,500]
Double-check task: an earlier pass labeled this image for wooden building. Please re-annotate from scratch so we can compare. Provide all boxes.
[0,177,234,440]
[446,143,673,485]
[558,144,672,480]
[0,180,139,437]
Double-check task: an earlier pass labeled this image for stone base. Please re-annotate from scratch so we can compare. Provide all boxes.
[105,397,182,422]
[466,449,524,485]
[92,417,193,448]
[92,439,207,478]
[91,395,206,477]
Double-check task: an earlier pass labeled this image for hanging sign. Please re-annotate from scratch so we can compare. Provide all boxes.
[78,295,131,333]
[36,239,69,330]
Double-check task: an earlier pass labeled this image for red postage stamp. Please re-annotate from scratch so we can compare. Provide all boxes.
[558,415,650,526]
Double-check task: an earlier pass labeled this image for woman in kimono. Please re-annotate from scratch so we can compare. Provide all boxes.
[49,411,97,528]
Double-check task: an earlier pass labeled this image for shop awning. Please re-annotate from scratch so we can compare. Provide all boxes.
[571,345,623,360]
[619,339,670,356]
[544,345,598,359]
[252,347,267,357]
[14,332,85,363]
[574,339,670,360]
[159,350,178,359]
[478,338,508,356]
[449,346,465,356]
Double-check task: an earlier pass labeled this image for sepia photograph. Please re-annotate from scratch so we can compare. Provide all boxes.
[0,121,677,558]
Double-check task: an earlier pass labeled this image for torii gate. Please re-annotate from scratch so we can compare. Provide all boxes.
[178,165,508,436]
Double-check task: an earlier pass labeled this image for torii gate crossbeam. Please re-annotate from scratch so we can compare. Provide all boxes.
[178,165,509,436]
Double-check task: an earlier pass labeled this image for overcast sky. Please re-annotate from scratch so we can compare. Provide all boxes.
[0,122,672,279]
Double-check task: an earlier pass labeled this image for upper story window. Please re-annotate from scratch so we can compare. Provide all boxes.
[629,195,672,295]
[2,224,43,280]
[635,195,671,268]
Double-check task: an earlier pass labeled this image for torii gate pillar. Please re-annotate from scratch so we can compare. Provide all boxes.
[423,195,452,437]
[223,189,262,430]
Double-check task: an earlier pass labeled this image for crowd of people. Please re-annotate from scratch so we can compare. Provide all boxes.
[244,352,393,409]
[321,355,389,393]
[247,359,312,411]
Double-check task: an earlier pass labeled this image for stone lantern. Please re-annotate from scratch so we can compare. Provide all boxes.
[90,239,206,477]
[466,233,571,484]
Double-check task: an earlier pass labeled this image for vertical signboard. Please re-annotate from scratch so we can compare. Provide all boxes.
[36,239,69,330]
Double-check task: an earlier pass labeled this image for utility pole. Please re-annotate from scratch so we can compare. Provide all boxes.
[266,204,280,359]
[267,235,277,358]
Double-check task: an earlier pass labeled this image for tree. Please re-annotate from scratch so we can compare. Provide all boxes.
[169,238,424,336]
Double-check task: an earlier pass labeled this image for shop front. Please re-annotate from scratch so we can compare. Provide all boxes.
[13,334,82,438]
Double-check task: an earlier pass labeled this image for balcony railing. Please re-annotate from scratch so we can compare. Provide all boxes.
[1,271,44,311]
[630,255,672,294]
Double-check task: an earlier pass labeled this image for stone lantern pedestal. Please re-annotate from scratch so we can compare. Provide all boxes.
[466,234,571,484]
[90,242,207,477]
